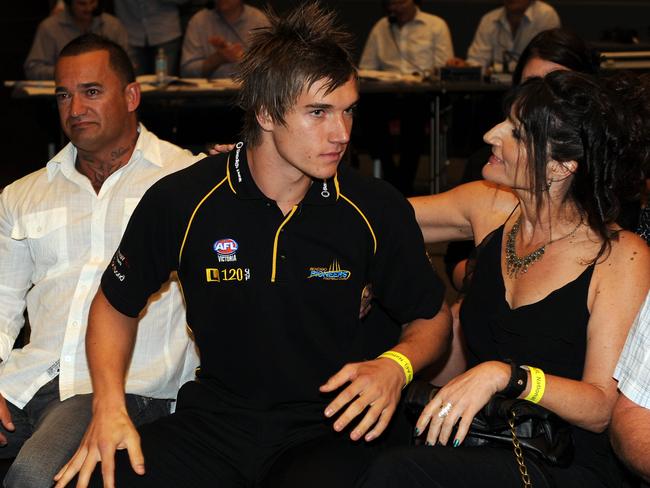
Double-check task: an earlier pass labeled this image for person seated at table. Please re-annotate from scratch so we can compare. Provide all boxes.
[611,290,650,484]
[358,0,453,196]
[358,69,650,487]
[180,0,268,79]
[113,0,188,76]
[448,0,560,73]
[360,0,453,76]
[24,0,129,80]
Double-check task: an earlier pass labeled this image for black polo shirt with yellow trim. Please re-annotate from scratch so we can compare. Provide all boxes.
[102,143,445,410]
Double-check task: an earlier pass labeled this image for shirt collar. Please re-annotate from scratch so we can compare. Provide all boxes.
[46,123,156,182]
[225,142,339,206]
[411,7,427,24]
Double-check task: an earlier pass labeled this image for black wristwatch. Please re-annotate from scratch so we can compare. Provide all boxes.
[499,359,528,399]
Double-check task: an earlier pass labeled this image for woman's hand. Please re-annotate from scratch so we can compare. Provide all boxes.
[209,143,235,155]
[415,361,510,446]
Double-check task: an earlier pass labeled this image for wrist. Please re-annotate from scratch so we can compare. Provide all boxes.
[522,365,546,403]
[378,350,414,387]
[499,359,528,399]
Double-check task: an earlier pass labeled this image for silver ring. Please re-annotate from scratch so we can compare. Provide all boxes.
[438,401,452,418]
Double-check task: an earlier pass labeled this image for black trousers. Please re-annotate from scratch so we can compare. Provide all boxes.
[88,381,411,488]
[356,444,611,488]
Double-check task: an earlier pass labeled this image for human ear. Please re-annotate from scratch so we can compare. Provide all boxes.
[124,82,141,113]
[256,107,274,132]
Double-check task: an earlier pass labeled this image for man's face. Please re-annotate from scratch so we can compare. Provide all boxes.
[504,0,532,16]
[214,0,243,15]
[55,50,138,154]
[386,0,417,24]
[69,0,98,23]
[262,76,358,181]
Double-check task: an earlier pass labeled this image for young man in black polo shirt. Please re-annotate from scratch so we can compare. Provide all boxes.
[54,3,451,488]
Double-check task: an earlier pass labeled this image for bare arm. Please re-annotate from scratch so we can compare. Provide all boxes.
[54,289,141,488]
[611,394,650,483]
[409,180,516,245]
[320,302,452,442]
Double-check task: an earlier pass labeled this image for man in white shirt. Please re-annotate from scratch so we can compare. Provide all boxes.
[460,0,560,71]
[24,0,130,80]
[0,34,200,487]
[358,0,454,195]
[360,0,453,75]
[612,291,650,483]
[180,0,269,79]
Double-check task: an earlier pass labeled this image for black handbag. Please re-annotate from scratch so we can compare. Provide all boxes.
[405,380,574,472]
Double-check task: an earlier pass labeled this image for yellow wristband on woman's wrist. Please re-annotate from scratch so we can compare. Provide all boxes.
[378,350,413,386]
[523,365,546,403]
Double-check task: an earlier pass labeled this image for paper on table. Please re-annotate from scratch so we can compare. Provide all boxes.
[357,69,422,83]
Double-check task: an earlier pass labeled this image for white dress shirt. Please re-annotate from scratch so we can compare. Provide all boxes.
[360,7,454,75]
[615,291,650,408]
[0,125,202,408]
[466,0,560,69]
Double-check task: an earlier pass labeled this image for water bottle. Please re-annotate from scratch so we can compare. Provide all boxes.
[155,47,168,84]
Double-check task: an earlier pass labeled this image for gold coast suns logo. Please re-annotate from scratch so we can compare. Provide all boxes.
[307,260,351,281]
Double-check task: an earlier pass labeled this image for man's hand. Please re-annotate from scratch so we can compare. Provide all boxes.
[208,36,244,64]
[319,357,405,442]
[0,394,15,445]
[54,408,142,488]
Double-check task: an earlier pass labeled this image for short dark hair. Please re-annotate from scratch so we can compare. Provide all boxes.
[235,2,357,146]
[505,70,649,259]
[512,28,601,85]
[58,33,135,86]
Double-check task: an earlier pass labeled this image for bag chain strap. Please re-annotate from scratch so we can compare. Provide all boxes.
[508,409,532,488]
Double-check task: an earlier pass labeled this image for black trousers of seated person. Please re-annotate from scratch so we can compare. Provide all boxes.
[87,381,411,488]
[356,445,612,488]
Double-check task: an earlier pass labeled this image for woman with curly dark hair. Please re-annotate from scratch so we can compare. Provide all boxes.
[359,70,650,487]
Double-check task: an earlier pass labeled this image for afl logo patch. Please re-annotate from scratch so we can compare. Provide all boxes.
[213,238,239,255]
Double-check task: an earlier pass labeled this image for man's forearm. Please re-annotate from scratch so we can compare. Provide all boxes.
[611,394,650,482]
[391,302,452,375]
[86,288,139,411]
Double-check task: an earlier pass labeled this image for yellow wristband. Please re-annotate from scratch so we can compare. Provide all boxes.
[523,365,546,403]
[378,350,413,386]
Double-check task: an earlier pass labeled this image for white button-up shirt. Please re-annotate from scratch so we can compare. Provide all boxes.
[466,0,560,69]
[360,8,454,75]
[615,291,650,408]
[0,125,202,408]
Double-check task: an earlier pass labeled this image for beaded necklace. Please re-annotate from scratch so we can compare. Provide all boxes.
[505,217,583,278]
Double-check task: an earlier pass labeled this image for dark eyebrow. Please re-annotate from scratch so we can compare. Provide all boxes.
[78,82,103,89]
[305,103,332,110]
[55,82,103,94]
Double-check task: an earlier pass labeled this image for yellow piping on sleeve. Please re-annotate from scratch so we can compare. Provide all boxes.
[178,175,228,265]
[271,205,298,282]
[339,194,377,254]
